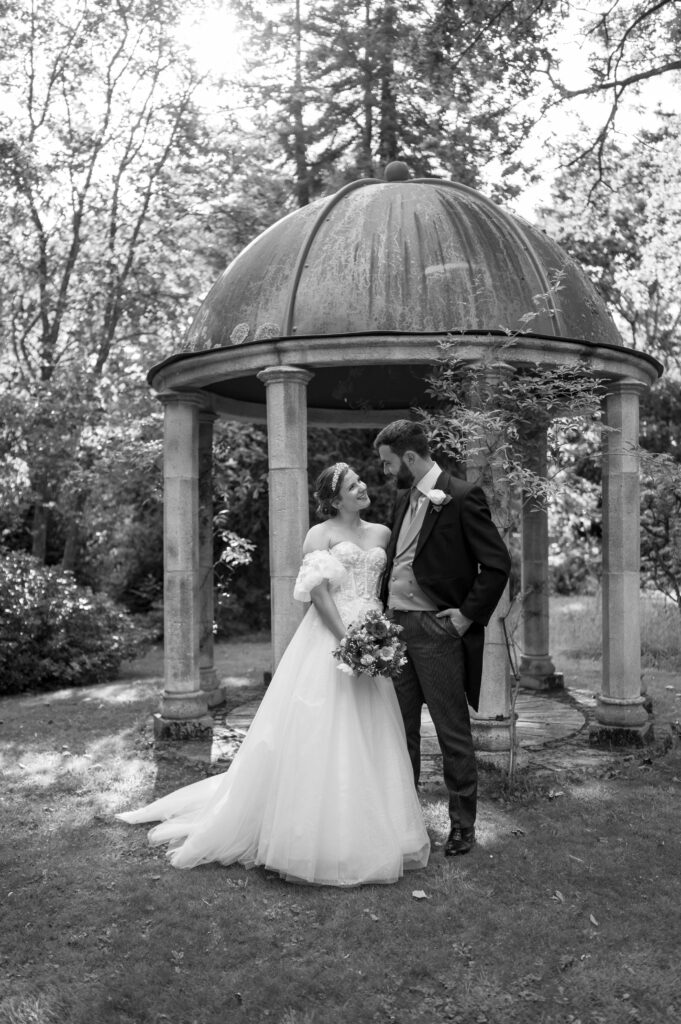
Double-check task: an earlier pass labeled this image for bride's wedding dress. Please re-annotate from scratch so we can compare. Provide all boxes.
[116,542,430,886]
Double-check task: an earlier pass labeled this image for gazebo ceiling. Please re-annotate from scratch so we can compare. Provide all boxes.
[149,164,661,419]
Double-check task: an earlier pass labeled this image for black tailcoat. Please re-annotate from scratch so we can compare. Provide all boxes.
[381,471,511,711]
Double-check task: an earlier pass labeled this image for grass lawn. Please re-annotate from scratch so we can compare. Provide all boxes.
[1,610,681,1024]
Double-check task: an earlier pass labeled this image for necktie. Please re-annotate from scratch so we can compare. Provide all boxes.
[406,487,420,526]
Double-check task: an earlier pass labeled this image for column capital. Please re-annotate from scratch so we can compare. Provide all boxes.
[257,365,314,388]
[157,389,207,410]
[604,378,649,399]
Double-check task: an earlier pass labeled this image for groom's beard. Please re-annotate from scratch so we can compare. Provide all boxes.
[396,462,413,489]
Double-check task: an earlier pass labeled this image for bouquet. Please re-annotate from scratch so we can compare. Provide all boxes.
[332,609,408,681]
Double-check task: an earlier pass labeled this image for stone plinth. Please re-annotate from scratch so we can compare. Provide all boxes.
[153,712,213,741]
[519,664,565,692]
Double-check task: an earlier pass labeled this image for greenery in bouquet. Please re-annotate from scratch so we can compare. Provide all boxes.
[332,609,407,680]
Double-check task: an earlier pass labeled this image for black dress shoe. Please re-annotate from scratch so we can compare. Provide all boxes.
[444,825,475,856]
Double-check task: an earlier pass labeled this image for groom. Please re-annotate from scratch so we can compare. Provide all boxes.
[375,420,511,855]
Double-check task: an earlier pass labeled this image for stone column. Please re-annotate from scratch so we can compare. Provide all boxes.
[257,366,314,669]
[591,379,652,746]
[466,371,514,765]
[198,409,223,707]
[519,424,563,691]
[155,392,212,740]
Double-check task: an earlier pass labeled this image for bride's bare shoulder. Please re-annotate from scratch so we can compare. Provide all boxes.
[303,522,333,554]
[365,522,391,547]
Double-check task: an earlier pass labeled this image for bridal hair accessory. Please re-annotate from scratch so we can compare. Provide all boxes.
[331,462,349,492]
[332,610,407,681]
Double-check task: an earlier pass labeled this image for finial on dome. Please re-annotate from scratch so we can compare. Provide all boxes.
[384,160,410,182]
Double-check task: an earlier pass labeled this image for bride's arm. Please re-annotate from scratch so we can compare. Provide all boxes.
[309,581,346,641]
[302,525,346,641]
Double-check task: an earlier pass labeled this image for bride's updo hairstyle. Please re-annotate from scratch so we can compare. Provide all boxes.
[314,462,350,518]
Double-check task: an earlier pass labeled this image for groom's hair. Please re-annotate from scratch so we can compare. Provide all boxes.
[374,420,430,459]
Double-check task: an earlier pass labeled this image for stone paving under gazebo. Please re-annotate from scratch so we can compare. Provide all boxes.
[148,161,663,755]
[219,691,587,762]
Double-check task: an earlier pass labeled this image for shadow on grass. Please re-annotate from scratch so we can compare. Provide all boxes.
[3,632,681,1023]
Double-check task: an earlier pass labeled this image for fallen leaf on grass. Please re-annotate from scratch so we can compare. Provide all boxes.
[411,890,431,900]
[589,914,599,926]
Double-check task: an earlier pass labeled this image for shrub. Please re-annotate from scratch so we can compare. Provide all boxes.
[0,549,150,695]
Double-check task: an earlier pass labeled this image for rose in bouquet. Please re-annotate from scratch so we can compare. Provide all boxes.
[332,609,407,681]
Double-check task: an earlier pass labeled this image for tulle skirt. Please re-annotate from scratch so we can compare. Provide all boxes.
[117,604,430,886]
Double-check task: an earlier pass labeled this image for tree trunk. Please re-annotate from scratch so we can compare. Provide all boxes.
[31,495,48,563]
[291,0,310,207]
[359,0,374,175]
[378,0,398,166]
[62,491,87,572]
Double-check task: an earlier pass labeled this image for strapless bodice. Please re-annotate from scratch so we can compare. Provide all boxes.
[328,542,386,624]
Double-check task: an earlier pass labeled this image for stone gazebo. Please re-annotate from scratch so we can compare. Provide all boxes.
[149,163,662,751]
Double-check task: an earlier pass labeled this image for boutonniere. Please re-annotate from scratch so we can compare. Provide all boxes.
[426,489,452,513]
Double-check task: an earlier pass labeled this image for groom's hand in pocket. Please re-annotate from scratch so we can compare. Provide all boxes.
[436,608,472,636]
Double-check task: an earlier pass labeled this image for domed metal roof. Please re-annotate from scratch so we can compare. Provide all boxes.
[150,166,661,424]
[185,169,621,352]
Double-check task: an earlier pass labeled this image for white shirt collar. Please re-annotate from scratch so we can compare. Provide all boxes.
[414,462,442,497]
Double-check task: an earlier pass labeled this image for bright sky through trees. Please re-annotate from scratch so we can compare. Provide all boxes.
[178,4,245,80]
[178,0,681,219]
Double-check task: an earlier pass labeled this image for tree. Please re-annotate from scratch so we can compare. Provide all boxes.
[419,339,605,527]
[0,0,244,565]
[544,0,681,181]
[418,340,606,606]
[541,119,681,374]
[640,451,681,615]
[232,0,561,203]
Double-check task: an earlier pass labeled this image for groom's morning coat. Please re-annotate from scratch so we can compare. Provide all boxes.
[381,470,511,712]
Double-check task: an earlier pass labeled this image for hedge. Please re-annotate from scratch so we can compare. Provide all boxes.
[0,549,150,695]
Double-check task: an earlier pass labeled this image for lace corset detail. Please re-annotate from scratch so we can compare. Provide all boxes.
[330,541,385,601]
[294,542,387,626]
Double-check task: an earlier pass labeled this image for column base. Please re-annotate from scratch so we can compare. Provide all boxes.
[471,715,515,752]
[200,668,225,708]
[159,689,209,721]
[153,713,214,741]
[594,694,649,728]
[519,671,565,692]
[589,721,654,748]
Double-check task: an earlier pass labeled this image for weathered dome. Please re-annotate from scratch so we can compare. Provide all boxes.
[149,169,660,423]
[184,175,621,352]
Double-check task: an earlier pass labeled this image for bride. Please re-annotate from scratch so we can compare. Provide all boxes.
[116,462,430,886]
